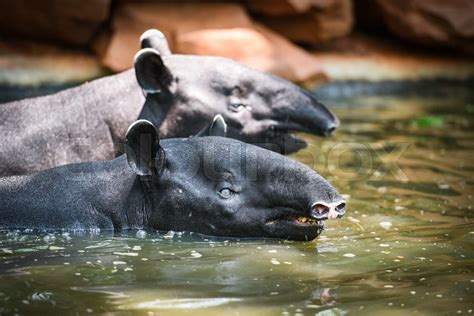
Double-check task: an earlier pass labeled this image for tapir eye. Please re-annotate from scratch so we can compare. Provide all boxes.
[218,188,234,199]
[229,102,247,112]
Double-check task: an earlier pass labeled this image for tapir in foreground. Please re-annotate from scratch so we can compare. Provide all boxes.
[0,119,345,241]
[0,29,338,177]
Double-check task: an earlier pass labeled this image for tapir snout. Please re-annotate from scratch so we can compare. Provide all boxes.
[311,201,346,220]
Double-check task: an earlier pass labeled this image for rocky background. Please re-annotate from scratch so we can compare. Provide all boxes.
[0,0,473,97]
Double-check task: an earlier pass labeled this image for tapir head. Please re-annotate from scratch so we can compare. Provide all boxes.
[134,29,339,154]
[125,119,345,241]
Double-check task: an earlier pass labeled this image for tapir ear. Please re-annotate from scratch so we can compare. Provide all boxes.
[125,120,165,176]
[140,29,172,56]
[134,48,173,94]
[195,114,228,137]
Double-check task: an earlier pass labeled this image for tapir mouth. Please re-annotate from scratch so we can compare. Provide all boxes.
[263,201,345,241]
[268,125,306,141]
[263,212,325,241]
[292,215,325,227]
[268,212,326,229]
[265,125,308,153]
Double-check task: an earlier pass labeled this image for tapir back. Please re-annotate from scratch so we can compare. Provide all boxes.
[0,157,134,230]
[0,70,144,176]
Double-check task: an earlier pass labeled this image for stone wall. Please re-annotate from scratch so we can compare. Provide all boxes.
[0,0,472,86]
[246,0,354,44]
[0,0,111,46]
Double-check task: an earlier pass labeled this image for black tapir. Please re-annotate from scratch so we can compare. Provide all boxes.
[0,29,338,177]
[0,119,345,241]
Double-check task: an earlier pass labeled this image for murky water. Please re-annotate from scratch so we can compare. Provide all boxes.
[1,86,473,315]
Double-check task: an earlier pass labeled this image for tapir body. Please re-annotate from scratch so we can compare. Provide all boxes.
[0,69,143,175]
[0,30,338,177]
[0,120,345,241]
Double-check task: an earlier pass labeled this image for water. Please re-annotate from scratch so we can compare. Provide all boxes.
[1,88,473,315]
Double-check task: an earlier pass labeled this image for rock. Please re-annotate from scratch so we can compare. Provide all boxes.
[246,0,354,45]
[175,25,326,84]
[0,0,111,46]
[94,2,253,72]
[94,2,326,84]
[311,33,474,83]
[246,0,317,15]
[353,0,387,32]
[252,24,327,85]
[0,39,106,86]
[375,0,474,54]
[175,28,275,73]
[0,39,107,103]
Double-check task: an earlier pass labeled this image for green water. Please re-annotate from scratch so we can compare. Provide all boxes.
[1,91,473,315]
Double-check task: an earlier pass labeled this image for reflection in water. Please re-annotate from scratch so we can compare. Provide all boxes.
[0,91,473,315]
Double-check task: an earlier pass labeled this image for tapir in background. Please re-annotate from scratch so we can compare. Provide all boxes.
[0,118,345,241]
[0,29,338,177]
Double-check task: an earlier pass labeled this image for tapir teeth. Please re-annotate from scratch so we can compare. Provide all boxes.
[296,216,320,225]
[298,216,308,223]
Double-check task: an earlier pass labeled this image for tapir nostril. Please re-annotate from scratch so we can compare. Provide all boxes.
[336,202,346,215]
[311,203,330,219]
[311,201,345,220]
[315,203,329,214]
[325,124,337,136]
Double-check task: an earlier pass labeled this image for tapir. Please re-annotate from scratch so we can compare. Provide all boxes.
[0,29,338,177]
[0,119,345,241]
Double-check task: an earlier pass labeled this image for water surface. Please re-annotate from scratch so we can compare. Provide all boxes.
[1,88,473,315]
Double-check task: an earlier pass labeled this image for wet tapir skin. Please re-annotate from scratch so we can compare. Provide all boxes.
[0,120,345,241]
[0,29,338,177]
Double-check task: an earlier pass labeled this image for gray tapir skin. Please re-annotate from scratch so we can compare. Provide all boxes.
[0,29,338,177]
[0,120,345,241]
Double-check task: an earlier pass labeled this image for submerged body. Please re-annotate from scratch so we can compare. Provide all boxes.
[0,123,345,241]
[0,156,140,230]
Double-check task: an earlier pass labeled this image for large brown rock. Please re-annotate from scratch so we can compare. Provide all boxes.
[175,28,275,73]
[375,0,474,54]
[95,2,253,72]
[246,0,354,45]
[94,2,326,84]
[0,0,111,46]
[175,25,326,84]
